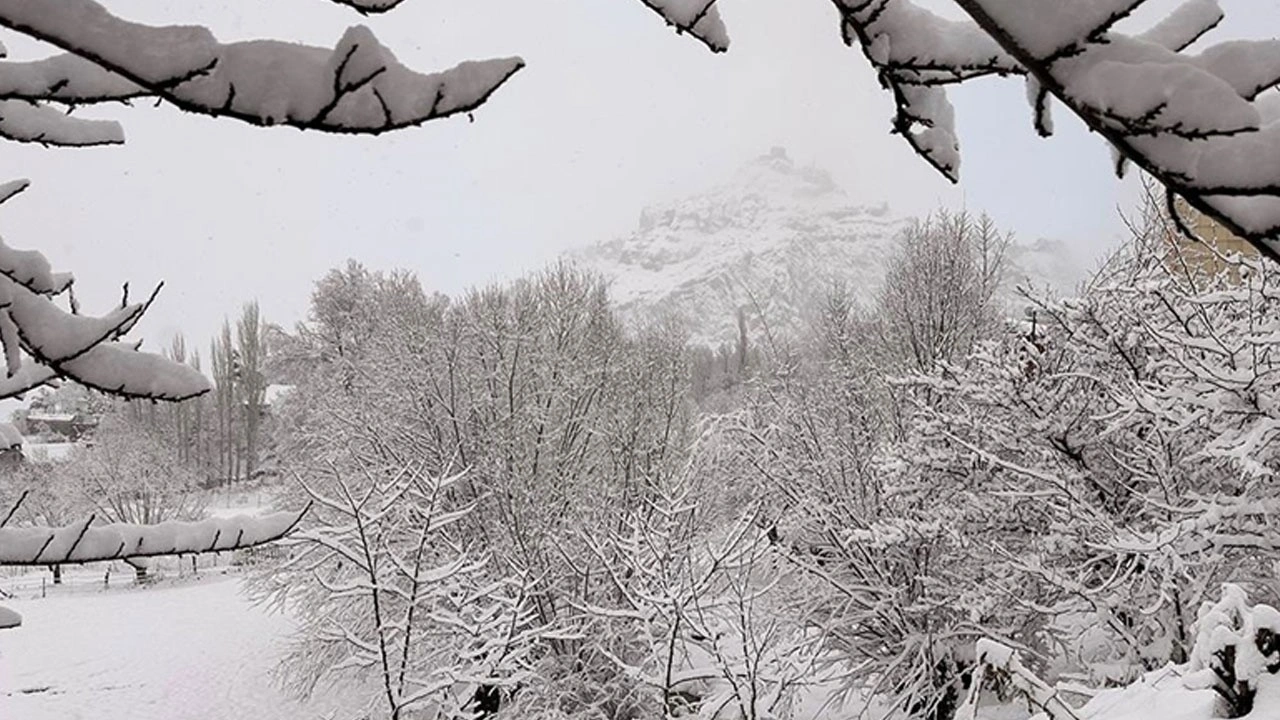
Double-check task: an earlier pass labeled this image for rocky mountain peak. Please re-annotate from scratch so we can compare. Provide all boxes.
[573,150,1082,346]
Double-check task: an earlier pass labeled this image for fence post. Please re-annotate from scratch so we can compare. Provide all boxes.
[41,577,45,599]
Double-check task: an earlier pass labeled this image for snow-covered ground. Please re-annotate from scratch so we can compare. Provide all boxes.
[0,573,360,720]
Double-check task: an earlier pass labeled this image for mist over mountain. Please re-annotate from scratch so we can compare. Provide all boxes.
[572,147,1084,346]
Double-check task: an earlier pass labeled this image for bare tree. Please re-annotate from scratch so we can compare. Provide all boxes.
[261,457,539,720]
[577,467,823,720]
[875,210,1011,372]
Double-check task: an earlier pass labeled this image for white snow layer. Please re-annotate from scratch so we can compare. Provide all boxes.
[0,53,142,102]
[973,0,1147,58]
[55,342,212,401]
[1138,0,1223,51]
[0,577,367,720]
[0,100,123,146]
[0,237,72,295]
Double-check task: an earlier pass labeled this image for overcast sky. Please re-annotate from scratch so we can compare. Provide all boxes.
[2,0,1277,363]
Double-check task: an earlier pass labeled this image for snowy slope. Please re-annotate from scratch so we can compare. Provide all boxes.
[0,576,364,720]
[572,147,1082,346]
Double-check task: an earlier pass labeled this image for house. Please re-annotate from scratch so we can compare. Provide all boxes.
[23,411,97,442]
[1164,200,1258,279]
[0,422,77,468]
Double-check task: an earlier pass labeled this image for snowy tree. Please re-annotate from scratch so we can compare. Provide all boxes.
[54,413,210,581]
[266,260,713,712]
[875,211,1011,372]
[712,197,1280,714]
[258,456,540,720]
[210,320,239,483]
[0,0,603,627]
[867,190,1280,699]
[571,458,824,720]
[236,302,269,483]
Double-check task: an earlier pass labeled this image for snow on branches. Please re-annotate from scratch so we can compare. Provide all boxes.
[0,0,733,147]
[829,0,1280,262]
[634,1,730,53]
[959,585,1280,720]
[0,508,308,566]
[874,193,1280,686]
[0,191,211,403]
[0,0,524,139]
[575,474,819,719]
[326,0,410,15]
[260,461,540,720]
[0,502,307,628]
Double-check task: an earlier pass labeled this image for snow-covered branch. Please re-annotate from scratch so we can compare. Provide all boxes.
[325,0,410,14]
[0,507,308,565]
[634,1,730,53]
[831,0,1280,261]
[260,456,538,719]
[0,205,212,402]
[958,639,1082,720]
[832,0,1019,181]
[0,0,524,137]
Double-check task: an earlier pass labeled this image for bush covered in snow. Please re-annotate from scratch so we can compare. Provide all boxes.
[958,584,1280,720]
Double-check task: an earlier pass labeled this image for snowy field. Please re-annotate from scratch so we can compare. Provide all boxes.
[0,573,361,720]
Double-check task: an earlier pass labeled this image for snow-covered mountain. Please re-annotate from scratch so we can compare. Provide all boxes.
[572,147,1082,345]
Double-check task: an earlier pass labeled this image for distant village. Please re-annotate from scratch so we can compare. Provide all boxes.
[0,382,294,480]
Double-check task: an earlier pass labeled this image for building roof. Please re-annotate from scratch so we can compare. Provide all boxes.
[26,412,79,424]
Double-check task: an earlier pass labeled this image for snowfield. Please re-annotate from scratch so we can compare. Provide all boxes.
[0,573,361,720]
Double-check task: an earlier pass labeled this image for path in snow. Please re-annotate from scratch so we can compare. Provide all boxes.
[0,573,362,720]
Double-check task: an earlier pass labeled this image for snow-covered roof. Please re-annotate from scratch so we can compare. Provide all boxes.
[26,412,78,423]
